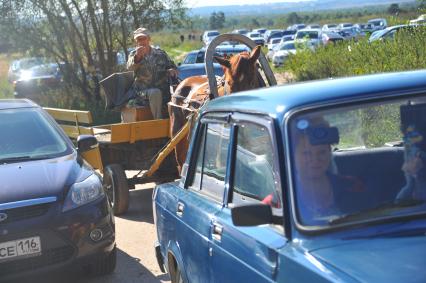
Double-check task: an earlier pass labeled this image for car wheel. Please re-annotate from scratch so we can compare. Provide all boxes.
[88,246,117,276]
[103,164,129,215]
[173,266,184,283]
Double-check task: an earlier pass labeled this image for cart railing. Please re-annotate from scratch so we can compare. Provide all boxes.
[44,107,104,171]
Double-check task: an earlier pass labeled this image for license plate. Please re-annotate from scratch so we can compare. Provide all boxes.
[0,236,41,262]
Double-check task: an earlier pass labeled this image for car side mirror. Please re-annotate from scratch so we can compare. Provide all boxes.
[178,62,182,66]
[231,203,273,226]
[77,135,98,153]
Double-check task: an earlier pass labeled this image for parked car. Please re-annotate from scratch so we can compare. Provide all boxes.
[8,57,46,83]
[231,29,249,36]
[354,23,375,33]
[338,26,365,41]
[368,24,422,43]
[322,23,338,31]
[337,22,353,30]
[266,38,282,51]
[154,69,426,283]
[294,28,322,47]
[263,29,283,42]
[13,63,64,98]
[252,28,267,35]
[409,14,426,25]
[246,32,265,46]
[271,41,297,66]
[322,31,345,45]
[0,99,115,280]
[368,18,388,31]
[287,23,306,31]
[202,30,220,45]
[177,63,224,81]
[280,34,295,43]
[306,24,321,29]
[180,44,250,66]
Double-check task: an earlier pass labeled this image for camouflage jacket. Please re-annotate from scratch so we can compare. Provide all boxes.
[127,46,176,93]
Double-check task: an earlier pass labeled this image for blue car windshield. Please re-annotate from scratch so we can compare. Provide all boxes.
[288,96,426,228]
[0,108,71,162]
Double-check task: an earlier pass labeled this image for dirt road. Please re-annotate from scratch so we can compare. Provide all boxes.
[6,182,170,283]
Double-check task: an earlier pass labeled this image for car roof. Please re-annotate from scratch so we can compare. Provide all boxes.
[202,70,426,123]
[0,99,39,110]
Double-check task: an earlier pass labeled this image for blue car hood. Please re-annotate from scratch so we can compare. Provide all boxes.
[311,236,426,283]
[0,153,90,203]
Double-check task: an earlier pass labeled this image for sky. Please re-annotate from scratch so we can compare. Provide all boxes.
[186,0,311,8]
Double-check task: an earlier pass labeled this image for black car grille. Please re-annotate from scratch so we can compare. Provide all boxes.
[0,203,50,224]
[0,245,74,276]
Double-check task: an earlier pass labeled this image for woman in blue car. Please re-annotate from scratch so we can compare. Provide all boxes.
[292,116,365,225]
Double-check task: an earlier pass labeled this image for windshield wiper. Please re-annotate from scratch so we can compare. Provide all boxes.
[329,199,425,225]
[0,155,51,164]
[0,156,33,163]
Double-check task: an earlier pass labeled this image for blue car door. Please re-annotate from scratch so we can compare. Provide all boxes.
[209,114,288,282]
[174,116,231,282]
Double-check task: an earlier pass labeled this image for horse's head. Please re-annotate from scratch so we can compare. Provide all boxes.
[214,45,262,94]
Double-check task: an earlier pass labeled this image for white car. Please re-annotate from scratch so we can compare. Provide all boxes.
[266,38,282,51]
[246,32,265,46]
[322,23,338,32]
[272,41,297,67]
[337,23,354,30]
[202,30,220,46]
[368,18,388,31]
[294,28,322,48]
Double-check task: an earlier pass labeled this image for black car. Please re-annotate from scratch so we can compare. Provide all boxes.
[0,99,115,280]
[177,63,224,81]
[13,63,63,98]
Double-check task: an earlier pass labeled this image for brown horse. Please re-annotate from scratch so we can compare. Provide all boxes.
[168,45,263,171]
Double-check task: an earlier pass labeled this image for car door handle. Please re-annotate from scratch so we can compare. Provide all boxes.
[212,222,223,242]
[176,202,184,217]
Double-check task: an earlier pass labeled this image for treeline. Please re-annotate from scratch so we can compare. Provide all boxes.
[188,2,421,31]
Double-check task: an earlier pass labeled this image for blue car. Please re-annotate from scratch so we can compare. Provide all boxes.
[154,70,426,283]
[0,99,115,280]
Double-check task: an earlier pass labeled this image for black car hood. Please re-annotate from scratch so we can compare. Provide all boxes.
[0,153,92,203]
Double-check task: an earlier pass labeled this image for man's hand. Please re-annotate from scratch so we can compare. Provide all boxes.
[135,46,147,62]
[167,68,178,78]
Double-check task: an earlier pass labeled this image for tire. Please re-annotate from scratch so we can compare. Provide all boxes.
[89,246,117,276]
[173,266,184,283]
[103,164,129,215]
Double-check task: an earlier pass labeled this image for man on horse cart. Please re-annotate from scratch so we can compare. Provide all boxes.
[126,27,178,119]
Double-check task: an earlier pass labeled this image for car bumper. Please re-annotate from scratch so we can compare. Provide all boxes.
[0,195,115,281]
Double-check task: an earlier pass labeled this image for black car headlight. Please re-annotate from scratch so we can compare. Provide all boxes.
[63,174,104,212]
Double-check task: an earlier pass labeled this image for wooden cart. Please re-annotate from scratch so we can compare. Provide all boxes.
[45,34,276,215]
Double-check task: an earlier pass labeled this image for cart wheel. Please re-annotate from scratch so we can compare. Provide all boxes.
[103,164,129,215]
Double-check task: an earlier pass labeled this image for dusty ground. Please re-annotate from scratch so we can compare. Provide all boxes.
[5,181,170,283]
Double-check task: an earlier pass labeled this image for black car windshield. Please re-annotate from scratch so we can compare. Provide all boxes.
[288,96,426,228]
[0,108,71,162]
[296,31,319,39]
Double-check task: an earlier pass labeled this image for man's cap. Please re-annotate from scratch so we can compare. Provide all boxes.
[133,28,150,39]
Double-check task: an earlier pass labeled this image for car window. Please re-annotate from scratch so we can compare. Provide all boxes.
[289,96,426,228]
[0,108,70,160]
[183,53,197,64]
[232,122,281,210]
[190,122,230,202]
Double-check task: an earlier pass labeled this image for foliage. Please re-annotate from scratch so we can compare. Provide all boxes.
[209,12,226,29]
[0,0,187,102]
[283,27,426,81]
[388,4,401,15]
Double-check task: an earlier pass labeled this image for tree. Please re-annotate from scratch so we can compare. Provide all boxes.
[418,0,426,9]
[388,3,400,14]
[287,12,301,25]
[209,11,225,29]
[0,0,186,101]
